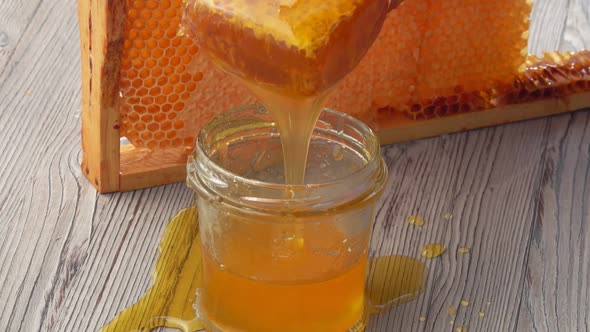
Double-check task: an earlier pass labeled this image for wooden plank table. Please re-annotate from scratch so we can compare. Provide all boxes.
[0,0,589,331]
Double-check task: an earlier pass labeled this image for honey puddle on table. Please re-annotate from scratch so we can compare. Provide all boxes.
[101,208,426,332]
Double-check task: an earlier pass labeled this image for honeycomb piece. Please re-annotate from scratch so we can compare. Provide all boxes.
[120,1,259,153]
[182,0,390,96]
[394,51,590,121]
[328,0,428,123]
[413,0,530,100]
[497,51,590,105]
[397,89,492,121]
[328,0,531,123]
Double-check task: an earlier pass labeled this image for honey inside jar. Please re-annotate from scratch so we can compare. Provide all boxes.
[197,217,369,332]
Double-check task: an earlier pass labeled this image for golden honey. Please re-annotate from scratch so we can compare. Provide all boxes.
[101,207,427,331]
[422,243,447,259]
[197,224,368,332]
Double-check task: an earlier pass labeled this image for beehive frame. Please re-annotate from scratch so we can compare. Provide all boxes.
[79,0,590,193]
[79,0,190,193]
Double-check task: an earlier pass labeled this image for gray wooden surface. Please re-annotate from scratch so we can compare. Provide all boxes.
[1,0,589,331]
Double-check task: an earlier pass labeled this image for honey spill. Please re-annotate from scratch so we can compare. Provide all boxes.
[442,212,453,221]
[460,299,469,307]
[448,306,457,317]
[407,215,424,227]
[101,208,428,331]
[422,243,447,259]
[366,255,426,314]
[458,247,470,254]
[100,207,202,332]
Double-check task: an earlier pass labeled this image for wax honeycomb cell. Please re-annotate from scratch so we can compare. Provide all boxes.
[120,0,256,153]
[120,0,202,151]
[395,51,590,121]
[497,51,590,105]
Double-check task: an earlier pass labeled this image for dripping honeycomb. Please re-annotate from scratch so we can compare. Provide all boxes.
[182,0,389,96]
[117,0,590,156]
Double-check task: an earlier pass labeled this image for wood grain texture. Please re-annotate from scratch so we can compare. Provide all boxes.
[119,147,187,192]
[516,113,590,331]
[0,0,43,73]
[560,0,590,53]
[0,1,95,330]
[369,111,590,332]
[528,0,569,55]
[0,0,588,332]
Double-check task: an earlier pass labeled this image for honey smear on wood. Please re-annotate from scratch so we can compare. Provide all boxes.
[100,208,203,332]
[101,208,427,331]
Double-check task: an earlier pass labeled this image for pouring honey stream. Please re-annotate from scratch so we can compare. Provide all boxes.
[182,0,397,183]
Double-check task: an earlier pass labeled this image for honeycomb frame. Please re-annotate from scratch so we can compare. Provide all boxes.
[78,0,590,193]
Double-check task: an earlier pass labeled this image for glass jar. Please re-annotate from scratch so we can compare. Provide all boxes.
[187,105,388,332]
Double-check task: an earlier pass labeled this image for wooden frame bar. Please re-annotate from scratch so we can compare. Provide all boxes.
[376,93,590,144]
[79,0,125,193]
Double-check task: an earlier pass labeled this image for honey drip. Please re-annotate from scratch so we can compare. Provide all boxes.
[101,208,427,331]
[407,215,425,227]
[422,243,447,259]
[458,247,470,254]
[366,255,426,314]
